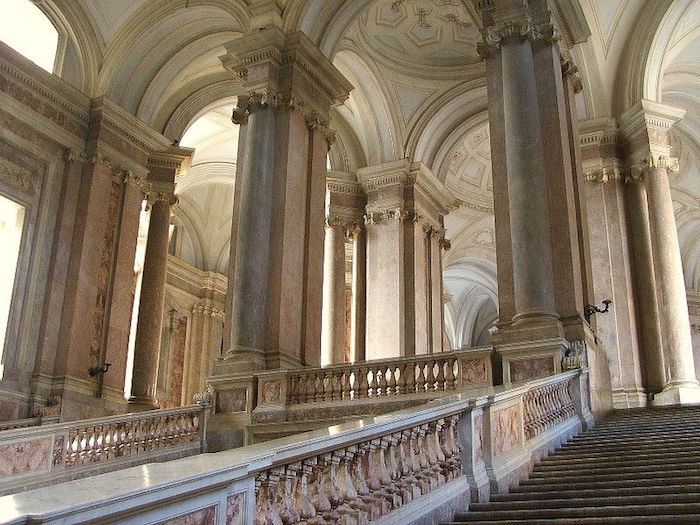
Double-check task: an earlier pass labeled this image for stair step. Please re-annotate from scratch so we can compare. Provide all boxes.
[522,468,700,484]
[453,502,700,521]
[445,515,700,525]
[530,460,700,477]
[516,476,700,491]
[468,493,700,511]
[567,432,700,444]
[537,450,700,467]
[548,442,700,459]
[491,484,700,501]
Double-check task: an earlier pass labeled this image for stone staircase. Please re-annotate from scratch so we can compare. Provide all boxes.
[448,405,700,525]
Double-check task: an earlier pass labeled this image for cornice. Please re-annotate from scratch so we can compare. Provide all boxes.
[411,161,462,215]
[167,255,228,297]
[357,159,411,191]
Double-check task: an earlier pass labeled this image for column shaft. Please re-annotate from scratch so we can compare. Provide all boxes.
[501,38,556,319]
[130,196,174,408]
[645,167,697,385]
[350,227,366,362]
[321,221,347,366]
[625,179,666,391]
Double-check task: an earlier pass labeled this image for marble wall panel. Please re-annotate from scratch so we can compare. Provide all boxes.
[462,359,488,384]
[154,506,216,525]
[0,438,50,476]
[473,414,483,463]
[492,405,521,456]
[216,388,247,413]
[165,316,188,408]
[510,356,554,383]
[260,380,281,404]
[225,492,245,525]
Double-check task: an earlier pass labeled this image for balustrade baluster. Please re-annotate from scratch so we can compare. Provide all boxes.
[358,368,369,399]
[255,471,283,525]
[397,363,407,395]
[368,369,378,398]
[426,361,437,392]
[355,443,381,520]
[445,358,456,390]
[415,363,426,393]
[435,360,446,391]
[387,367,398,396]
[274,465,299,525]
[377,367,388,397]
[294,459,317,520]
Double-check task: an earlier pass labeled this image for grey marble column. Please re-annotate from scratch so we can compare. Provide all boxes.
[130,192,177,409]
[500,37,556,322]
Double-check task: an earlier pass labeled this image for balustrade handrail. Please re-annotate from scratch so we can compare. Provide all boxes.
[296,345,493,374]
[0,403,206,439]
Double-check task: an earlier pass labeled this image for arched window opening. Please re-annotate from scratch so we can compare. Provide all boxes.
[0,194,25,377]
[0,0,60,73]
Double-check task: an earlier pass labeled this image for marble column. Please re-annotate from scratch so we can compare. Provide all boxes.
[620,100,700,405]
[215,29,352,374]
[358,160,458,360]
[321,217,348,366]
[349,224,367,363]
[475,0,591,384]
[130,147,191,410]
[130,191,177,409]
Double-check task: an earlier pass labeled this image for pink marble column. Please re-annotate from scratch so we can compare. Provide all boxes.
[349,224,367,363]
[620,100,700,405]
[321,218,348,366]
[130,191,177,409]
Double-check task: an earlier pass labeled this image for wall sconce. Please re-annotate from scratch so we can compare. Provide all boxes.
[88,362,111,377]
[584,299,612,323]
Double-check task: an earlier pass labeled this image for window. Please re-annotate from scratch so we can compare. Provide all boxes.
[0,0,59,72]
[0,194,25,374]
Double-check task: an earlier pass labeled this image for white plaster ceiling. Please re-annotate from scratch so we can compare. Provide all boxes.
[355,0,481,69]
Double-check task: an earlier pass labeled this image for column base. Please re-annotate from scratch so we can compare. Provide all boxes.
[651,382,700,406]
[214,346,267,375]
[127,396,159,412]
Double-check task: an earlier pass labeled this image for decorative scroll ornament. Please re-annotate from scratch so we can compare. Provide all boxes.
[193,386,214,406]
[147,191,179,207]
[627,154,680,183]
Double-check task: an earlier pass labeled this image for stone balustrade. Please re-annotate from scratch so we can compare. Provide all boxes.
[0,403,209,496]
[0,369,593,525]
[287,349,488,405]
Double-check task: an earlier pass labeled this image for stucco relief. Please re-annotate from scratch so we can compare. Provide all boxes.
[0,438,50,476]
[216,387,247,413]
[461,358,487,384]
[510,357,554,383]
[225,492,245,525]
[492,405,521,456]
[155,506,216,525]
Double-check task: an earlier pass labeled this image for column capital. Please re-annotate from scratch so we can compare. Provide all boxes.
[146,191,178,207]
[221,28,353,124]
[358,160,460,228]
[579,118,624,184]
[619,99,685,165]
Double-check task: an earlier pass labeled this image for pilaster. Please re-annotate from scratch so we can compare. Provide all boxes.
[358,160,458,360]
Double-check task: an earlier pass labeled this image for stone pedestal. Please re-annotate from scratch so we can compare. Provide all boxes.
[215,29,352,375]
[358,160,458,360]
[620,100,700,405]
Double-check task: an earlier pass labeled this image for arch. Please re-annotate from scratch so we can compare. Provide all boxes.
[614,0,691,114]
[96,0,248,111]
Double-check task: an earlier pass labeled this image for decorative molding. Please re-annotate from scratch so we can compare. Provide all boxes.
[0,156,36,194]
